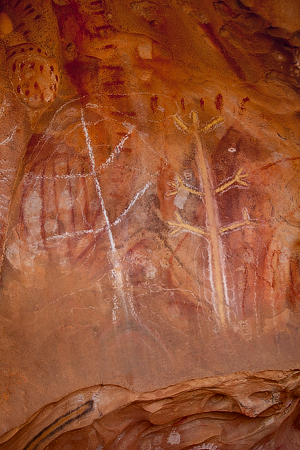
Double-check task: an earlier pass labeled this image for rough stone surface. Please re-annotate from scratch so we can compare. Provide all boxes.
[2,371,300,449]
[0,0,300,448]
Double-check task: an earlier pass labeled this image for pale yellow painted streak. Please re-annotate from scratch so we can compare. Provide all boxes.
[193,131,226,327]
[168,211,207,236]
[215,168,249,194]
[201,116,224,133]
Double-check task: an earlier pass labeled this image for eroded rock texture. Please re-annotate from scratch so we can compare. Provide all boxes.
[2,371,300,449]
[0,0,300,448]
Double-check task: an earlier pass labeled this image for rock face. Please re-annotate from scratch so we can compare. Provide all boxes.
[2,371,300,450]
[0,0,300,448]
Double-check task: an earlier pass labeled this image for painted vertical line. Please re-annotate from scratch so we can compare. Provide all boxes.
[66,159,77,233]
[253,268,260,336]
[40,165,47,245]
[80,109,128,319]
[193,132,227,327]
[81,109,116,252]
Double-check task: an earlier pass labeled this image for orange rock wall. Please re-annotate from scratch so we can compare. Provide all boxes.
[0,0,300,448]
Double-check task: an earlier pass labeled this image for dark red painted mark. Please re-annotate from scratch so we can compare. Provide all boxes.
[21,48,25,53]
[11,51,16,56]
[20,62,25,69]
[102,44,117,50]
[151,94,158,113]
[24,3,32,11]
[25,90,30,96]
[55,75,59,82]
[34,14,42,20]
[14,0,23,8]
[30,63,35,69]
[103,80,125,86]
[12,63,16,72]
[200,22,246,81]
[252,157,300,175]
[23,30,29,36]
[16,22,25,29]
[200,98,205,110]
[121,147,132,153]
[40,93,44,101]
[37,48,41,53]
[181,98,185,110]
[90,0,103,5]
[54,84,57,91]
[96,25,113,31]
[50,65,54,73]
[239,96,250,114]
[29,47,33,51]
[215,93,223,112]
[26,8,35,15]
[17,85,21,93]
[34,82,39,89]
[40,65,44,73]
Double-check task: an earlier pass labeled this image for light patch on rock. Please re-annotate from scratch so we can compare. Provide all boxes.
[174,189,189,209]
[167,430,181,445]
[5,242,21,269]
[191,444,219,450]
[153,434,163,445]
[137,40,153,59]
[44,219,58,234]
[24,191,42,221]
[59,189,73,209]
[146,264,157,279]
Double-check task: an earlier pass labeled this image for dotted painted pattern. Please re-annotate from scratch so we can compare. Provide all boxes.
[6,43,60,109]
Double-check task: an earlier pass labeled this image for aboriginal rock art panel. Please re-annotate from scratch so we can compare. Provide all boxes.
[1,0,300,437]
[167,113,256,327]
[0,0,298,360]
[3,92,300,340]
[163,113,300,337]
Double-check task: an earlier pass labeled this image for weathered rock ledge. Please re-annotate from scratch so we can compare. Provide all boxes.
[1,369,300,449]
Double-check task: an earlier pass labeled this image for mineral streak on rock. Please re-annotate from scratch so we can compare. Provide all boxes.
[0,0,300,447]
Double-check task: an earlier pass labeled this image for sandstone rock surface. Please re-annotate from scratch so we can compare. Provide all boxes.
[0,0,300,448]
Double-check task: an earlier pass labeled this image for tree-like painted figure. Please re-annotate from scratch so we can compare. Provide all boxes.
[167,113,257,327]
